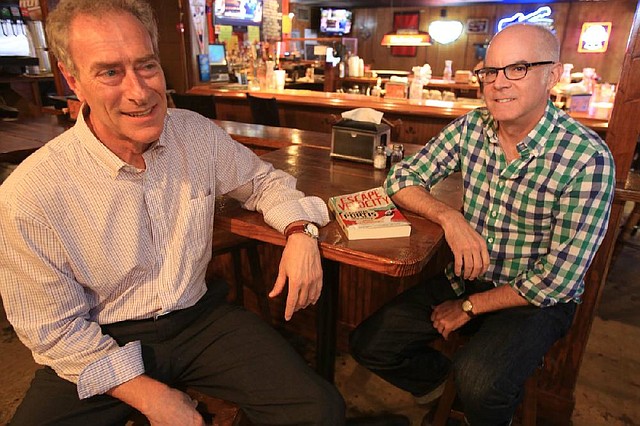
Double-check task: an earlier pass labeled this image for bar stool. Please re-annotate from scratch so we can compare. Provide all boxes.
[211,226,272,324]
[171,93,217,119]
[246,93,280,127]
[128,388,248,425]
[430,332,539,426]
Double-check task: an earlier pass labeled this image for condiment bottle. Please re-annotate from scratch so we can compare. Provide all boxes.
[443,60,453,82]
[373,145,387,169]
[390,144,404,165]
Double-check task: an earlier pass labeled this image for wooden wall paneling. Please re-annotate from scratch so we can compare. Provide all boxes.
[559,0,636,84]
[345,1,633,86]
[150,0,190,93]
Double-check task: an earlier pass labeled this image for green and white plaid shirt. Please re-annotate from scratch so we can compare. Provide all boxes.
[385,101,615,306]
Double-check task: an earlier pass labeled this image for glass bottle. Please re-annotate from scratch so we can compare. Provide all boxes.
[443,60,453,82]
[409,66,423,101]
[560,63,573,85]
[390,144,404,165]
[373,145,387,170]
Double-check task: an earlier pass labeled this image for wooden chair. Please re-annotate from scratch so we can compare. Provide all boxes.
[171,93,217,119]
[211,226,272,323]
[430,332,539,426]
[246,94,280,127]
[128,388,248,425]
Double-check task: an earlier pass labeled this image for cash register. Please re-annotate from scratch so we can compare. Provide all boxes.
[208,44,229,83]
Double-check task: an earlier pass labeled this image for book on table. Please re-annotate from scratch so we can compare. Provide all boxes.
[327,186,411,240]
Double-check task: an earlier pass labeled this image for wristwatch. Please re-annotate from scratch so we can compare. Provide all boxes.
[285,222,319,240]
[461,298,475,318]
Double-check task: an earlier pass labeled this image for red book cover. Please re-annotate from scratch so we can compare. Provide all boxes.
[327,187,411,240]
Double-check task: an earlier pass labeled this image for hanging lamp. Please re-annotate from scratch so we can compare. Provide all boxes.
[381,29,432,47]
[380,0,431,47]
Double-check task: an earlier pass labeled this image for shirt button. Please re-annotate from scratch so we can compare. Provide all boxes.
[487,237,494,243]
[491,211,498,218]
[498,181,504,188]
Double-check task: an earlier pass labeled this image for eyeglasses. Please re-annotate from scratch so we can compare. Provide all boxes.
[474,61,556,84]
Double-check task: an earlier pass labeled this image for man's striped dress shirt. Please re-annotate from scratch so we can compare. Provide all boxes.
[0,108,329,398]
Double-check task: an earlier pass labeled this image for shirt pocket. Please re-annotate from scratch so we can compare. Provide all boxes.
[181,193,215,258]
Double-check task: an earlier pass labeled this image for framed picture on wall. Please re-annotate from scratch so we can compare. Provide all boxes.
[296,5,310,22]
[467,19,489,34]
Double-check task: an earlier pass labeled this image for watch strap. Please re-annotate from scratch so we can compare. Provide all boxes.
[284,223,318,240]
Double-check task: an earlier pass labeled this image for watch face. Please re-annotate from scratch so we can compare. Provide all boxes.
[304,223,319,238]
[462,300,473,312]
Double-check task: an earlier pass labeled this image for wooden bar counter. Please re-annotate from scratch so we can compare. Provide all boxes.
[189,85,610,144]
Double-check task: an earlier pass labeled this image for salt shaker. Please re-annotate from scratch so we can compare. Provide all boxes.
[373,145,387,170]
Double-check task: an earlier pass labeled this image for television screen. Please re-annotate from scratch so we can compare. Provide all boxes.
[320,8,352,36]
[214,0,263,27]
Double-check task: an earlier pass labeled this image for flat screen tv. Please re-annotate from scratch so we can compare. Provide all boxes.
[214,0,263,27]
[319,8,352,36]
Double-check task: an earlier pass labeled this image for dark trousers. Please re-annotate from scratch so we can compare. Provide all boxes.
[11,284,345,426]
[349,274,575,426]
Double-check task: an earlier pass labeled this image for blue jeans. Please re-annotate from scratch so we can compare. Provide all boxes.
[349,274,575,426]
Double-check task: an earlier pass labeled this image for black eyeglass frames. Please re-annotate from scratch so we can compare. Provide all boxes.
[474,61,556,83]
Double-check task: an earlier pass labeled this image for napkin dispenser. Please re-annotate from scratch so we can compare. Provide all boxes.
[331,119,391,164]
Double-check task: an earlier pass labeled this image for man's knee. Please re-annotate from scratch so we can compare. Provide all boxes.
[453,354,520,423]
[349,312,398,370]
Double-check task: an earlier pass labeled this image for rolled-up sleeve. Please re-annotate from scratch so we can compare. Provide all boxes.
[212,126,329,231]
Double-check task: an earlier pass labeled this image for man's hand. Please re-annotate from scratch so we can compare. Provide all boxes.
[430,299,470,340]
[108,375,204,426]
[270,233,323,321]
[440,212,490,280]
[390,186,489,280]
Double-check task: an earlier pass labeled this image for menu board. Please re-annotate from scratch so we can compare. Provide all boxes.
[262,0,282,42]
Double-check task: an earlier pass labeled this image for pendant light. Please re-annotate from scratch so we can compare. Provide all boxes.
[381,29,432,47]
[380,0,431,47]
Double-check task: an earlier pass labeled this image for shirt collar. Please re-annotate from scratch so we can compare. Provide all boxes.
[519,100,558,157]
[482,100,559,158]
[73,104,167,179]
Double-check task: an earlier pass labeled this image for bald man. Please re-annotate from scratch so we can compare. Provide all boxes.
[350,24,614,425]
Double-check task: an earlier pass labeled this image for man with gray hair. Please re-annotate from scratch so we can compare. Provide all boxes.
[0,0,344,424]
[350,24,614,425]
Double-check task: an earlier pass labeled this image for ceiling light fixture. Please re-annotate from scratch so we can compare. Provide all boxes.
[381,29,432,47]
[428,9,463,45]
[380,0,431,47]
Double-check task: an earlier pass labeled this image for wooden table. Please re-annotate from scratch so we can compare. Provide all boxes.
[215,145,462,380]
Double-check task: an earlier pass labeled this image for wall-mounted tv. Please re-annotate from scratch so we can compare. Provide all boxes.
[319,8,352,36]
[214,0,263,27]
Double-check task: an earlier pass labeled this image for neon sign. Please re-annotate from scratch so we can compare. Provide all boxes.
[498,6,554,32]
[578,22,612,53]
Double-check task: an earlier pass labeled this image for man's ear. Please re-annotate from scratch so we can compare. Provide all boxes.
[58,61,84,102]
[546,62,563,91]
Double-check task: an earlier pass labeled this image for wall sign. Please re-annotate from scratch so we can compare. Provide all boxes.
[578,22,612,53]
[467,19,489,34]
[497,6,554,32]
